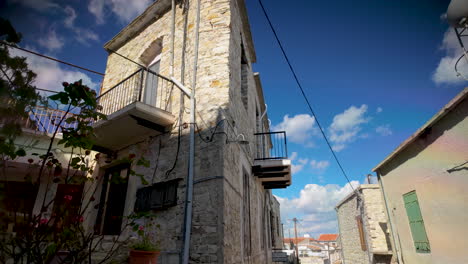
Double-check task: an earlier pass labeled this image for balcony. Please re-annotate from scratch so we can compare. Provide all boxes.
[252,131,291,189]
[0,104,77,136]
[92,68,176,152]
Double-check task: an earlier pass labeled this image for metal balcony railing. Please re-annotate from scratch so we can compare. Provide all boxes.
[97,68,173,116]
[0,105,77,135]
[28,106,77,134]
[254,131,288,160]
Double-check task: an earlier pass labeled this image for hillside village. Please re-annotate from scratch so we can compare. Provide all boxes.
[0,0,467,264]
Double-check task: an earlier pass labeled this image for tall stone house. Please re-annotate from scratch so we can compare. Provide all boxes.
[335,184,393,264]
[373,87,468,264]
[1,0,291,263]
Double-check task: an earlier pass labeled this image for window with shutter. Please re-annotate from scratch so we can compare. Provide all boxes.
[356,215,367,251]
[150,185,164,209]
[403,191,431,253]
[134,180,178,212]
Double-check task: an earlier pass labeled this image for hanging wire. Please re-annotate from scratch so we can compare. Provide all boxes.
[0,41,105,76]
[257,0,357,193]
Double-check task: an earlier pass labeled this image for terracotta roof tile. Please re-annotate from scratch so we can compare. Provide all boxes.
[317,234,339,241]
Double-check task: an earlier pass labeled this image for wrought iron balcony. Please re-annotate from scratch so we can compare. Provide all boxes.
[0,104,77,136]
[92,68,176,152]
[252,131,292,189]
[254,131,288,160]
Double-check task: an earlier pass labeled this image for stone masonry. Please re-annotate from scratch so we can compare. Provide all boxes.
[336,184,393,264]
[82,0,284,263]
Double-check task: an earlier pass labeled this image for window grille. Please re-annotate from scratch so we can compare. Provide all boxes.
[134,179,178,212]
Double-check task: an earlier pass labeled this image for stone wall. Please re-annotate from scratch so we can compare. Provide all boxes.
[336,192,369,264]
[88,0,281,263]
[360,186,392,255]
[336,184,394,264]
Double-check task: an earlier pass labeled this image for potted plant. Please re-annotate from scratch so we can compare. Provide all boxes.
[129,213,160,264]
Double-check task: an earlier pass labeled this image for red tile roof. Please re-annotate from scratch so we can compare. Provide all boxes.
[317,234,339,241]
[283,237,315,244]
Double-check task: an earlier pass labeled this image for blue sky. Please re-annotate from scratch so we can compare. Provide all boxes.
[1,0,467,238]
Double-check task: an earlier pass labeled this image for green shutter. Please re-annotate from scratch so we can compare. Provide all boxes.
[403,191,431,253]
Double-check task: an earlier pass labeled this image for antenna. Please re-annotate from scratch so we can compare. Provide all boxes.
[447,0,468,80]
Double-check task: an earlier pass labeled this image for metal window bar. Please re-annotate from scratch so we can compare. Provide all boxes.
[254,131,288,160]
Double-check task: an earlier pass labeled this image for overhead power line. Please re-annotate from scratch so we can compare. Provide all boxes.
[257,0,356,192]
[0,41,105,76]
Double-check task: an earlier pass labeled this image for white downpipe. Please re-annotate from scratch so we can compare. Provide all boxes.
[170,0,175,76]
[181,0,201,262]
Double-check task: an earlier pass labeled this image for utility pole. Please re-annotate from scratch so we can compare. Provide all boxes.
[292,218,299,262]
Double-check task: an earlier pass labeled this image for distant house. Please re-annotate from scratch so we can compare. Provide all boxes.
[283,237,315,250]
[373,87,468,264]
[335,184,393,264]
[317,234,340,264]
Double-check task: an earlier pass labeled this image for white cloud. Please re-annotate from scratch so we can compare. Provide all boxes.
[310,160,330,170]
[64,6,99,45]
[328,104,369,151]
[88,0,152,24]
[273,114,317,146]
[10,46,99,92]
[7,0,59,11]
[276,181,360,238]
[88,0,105,24]
[38,29,63,52]
[376,107,383,113]
[290,152,308,174]
[64,6,77,28]
[432,28,468,85]
[376,124,392,136]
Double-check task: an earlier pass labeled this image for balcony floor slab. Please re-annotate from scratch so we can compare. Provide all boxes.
[92,102,175,151]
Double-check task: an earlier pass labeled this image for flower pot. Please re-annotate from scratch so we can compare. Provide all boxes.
[129,249,160,264]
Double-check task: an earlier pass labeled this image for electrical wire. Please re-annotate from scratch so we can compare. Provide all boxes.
[165,122,182,178]
[0,41,105,76]
[257,0,356,192]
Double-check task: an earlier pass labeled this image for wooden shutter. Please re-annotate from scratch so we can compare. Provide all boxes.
[403,191,430,253]
[356,215,367,251]
[150,185,163,209]
[163,181,177,207]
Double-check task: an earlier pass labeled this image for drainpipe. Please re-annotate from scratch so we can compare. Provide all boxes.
[259,104,267,132]
[170,0,175,77]
[377,172,403,264]
[181,0,201,262]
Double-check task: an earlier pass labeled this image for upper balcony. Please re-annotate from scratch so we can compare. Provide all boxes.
[92,68,176,152]
[252,131,291,189]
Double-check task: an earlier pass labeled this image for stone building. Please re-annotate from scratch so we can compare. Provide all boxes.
[373,87,468,264]
[1,0,290,263]
[335,184,393,264]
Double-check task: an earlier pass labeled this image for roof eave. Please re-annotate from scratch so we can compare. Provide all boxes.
[237,0,256,63]
[104,0,173,52]
[372,87,468,173]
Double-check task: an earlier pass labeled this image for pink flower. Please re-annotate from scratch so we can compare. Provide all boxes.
[139,225,144,231]
[64,195,73,201]
[40,218,48,225]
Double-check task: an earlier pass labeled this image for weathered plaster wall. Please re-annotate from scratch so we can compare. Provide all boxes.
[377,96,468,264]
